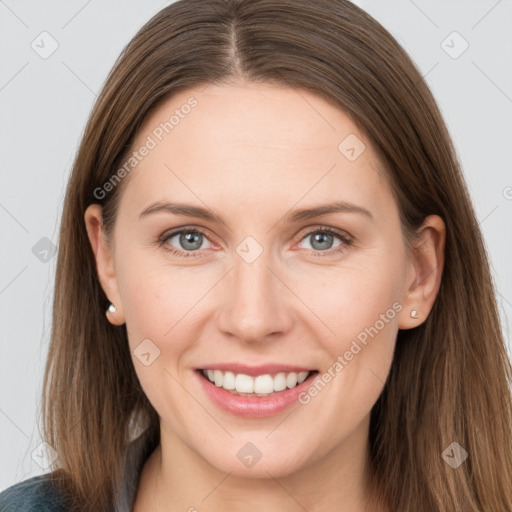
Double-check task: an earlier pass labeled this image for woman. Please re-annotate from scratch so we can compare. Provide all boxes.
[1,0,511,511]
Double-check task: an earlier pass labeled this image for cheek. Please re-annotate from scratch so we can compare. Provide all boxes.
[303,260,401,334]
[117,260,206,409]
[301,251,403,376]
[117,255,213,351]
[296,265,401,440]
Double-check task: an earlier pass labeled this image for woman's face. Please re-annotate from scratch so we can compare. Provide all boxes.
[87,81,427,478]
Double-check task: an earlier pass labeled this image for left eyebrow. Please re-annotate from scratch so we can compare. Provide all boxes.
[285,201,374,222]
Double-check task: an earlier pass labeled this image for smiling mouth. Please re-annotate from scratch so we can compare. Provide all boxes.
[197,368,319,397]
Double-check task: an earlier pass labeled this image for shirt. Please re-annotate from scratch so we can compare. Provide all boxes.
[0,429,155,511]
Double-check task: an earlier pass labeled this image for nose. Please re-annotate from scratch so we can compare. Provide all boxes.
[216,250,294,344]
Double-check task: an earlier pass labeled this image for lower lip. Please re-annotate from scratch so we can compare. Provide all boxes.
[195,370,319,418]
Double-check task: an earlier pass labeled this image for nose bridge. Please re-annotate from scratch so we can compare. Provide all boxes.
[217,243,292,341]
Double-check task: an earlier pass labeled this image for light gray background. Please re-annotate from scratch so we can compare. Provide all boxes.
[1,0,511,491]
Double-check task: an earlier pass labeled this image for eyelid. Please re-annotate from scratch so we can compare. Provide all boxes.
[295,224,353,243]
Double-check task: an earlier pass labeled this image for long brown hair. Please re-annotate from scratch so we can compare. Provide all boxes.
[41,0,512,510]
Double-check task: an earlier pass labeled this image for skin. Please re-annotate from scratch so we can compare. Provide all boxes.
[85,80,445,511]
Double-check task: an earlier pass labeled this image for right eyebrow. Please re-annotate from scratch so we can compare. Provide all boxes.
[139,201,224,223]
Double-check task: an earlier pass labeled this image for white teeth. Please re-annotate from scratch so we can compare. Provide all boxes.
[273,372,287,392]
[235,373,254,393]
[201,369,312,395]
[222,371,236,390]
[286,372,298,388]
[297,371,309,384]
[214,369,223,387]
[254,375,274,394]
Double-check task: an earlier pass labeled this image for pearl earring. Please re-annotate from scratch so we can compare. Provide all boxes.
[410,309,418,319]
[107,303,117,314]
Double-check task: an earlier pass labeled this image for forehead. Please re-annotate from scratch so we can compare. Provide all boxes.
[135,81,369,161]
[119,82,395,223]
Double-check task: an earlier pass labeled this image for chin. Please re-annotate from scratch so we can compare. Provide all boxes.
[202,443,311,479]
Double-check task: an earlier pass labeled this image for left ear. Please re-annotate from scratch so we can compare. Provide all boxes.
[398,214,446,329]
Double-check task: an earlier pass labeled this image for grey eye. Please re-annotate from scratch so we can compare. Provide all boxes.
[299,232,342,251]
[167,231,211,251]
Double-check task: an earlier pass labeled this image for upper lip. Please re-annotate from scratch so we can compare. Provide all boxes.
[197,363,316,377]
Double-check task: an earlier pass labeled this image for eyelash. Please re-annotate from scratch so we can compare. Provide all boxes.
[156,225,353,259]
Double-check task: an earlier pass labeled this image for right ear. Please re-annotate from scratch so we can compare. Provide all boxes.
[84,204,125,326]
